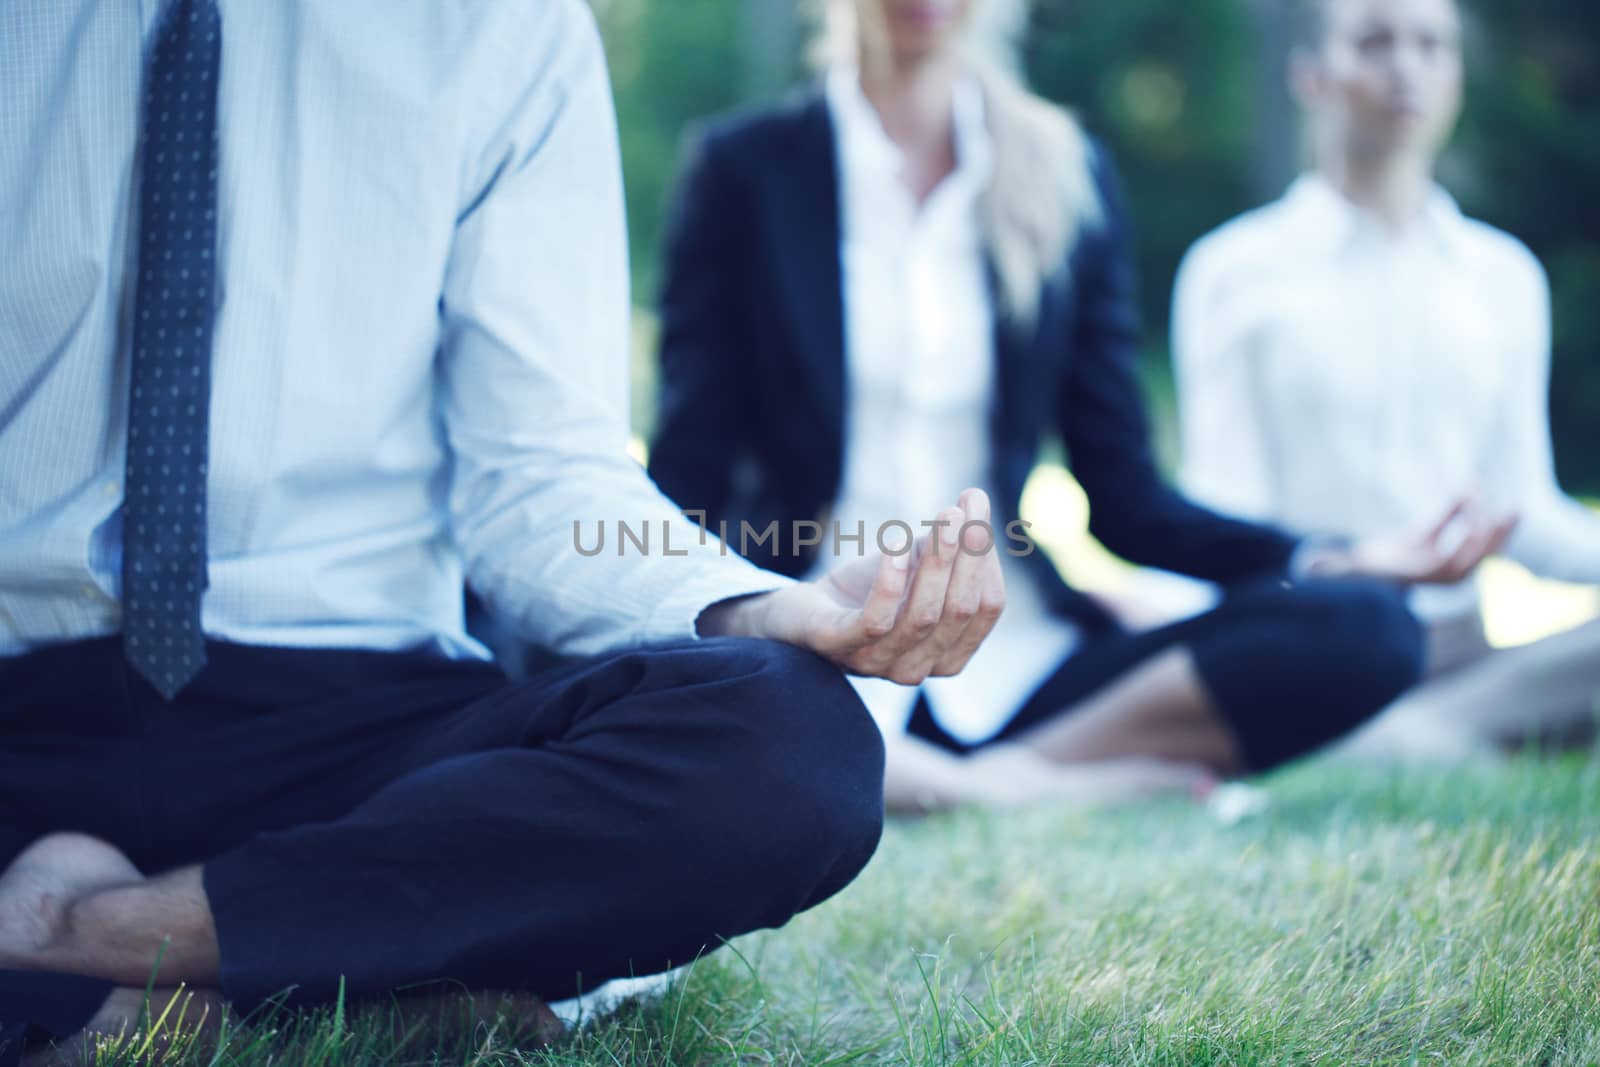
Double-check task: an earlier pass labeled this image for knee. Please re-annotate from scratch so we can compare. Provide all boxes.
[699,639,886,903]
[1301,580,1426,702]
[734,640,886,843]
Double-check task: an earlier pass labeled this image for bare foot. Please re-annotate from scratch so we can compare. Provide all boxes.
[0,833,143,971]
[1328,710,1501,767]
[1040,756,1218,808]
[963,744,1214,810]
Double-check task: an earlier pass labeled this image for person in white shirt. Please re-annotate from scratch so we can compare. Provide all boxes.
[1174,0,1600,760]
[0,0,1012,1054]
[648,0,1513,814]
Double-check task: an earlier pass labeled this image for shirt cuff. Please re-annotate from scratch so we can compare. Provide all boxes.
[1287,535,1355,581]
[643,555,797,643]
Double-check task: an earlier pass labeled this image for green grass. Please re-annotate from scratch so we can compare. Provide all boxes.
[77,757,1599,1066]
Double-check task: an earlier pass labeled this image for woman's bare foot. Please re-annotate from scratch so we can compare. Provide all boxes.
[0,833,143,971]
[963,744,1215,810]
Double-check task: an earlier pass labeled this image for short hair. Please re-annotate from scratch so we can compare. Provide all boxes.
[1299,0,1465,51]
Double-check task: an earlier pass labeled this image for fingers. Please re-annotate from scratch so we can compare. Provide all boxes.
[1423,491,1475,547]
[857,547,913,642]
[1485,513,1520,556]
[802,548,910,662]
[881,490,1007,684]
[872,504,965,684]
[824,489,1007,684]
[1417,507,1517,584]
[803,507,955,679]
[1437,511,1518,582]
[1391,488,1514,586]
[929,489,1006,676]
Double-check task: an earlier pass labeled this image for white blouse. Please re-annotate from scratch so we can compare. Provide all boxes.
[807,67,1080,745]
[1174,175,1600,623]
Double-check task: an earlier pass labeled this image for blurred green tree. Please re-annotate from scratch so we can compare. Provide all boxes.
[1451,0,1599,493]
[599,0,801,303]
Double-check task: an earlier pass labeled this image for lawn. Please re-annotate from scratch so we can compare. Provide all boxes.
[78,755,1599,1066]
[70,371,1600,1064]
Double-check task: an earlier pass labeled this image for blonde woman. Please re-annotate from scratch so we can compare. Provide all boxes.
[649,0,1509,811]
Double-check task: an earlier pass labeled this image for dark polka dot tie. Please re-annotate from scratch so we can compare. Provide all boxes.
[122,0,222,701]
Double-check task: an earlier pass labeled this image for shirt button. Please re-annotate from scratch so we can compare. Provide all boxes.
[103,481,120,499]
[81,583,100,599]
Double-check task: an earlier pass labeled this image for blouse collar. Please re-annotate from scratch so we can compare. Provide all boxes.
[824,65,994,199]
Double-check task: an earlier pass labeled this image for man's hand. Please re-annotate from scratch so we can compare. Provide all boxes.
[698,489,1005,683]
[1308,493,1519,586]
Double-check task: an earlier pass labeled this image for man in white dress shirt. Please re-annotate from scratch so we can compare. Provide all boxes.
[1174,0,1600,759]
[0,0,1006,1055]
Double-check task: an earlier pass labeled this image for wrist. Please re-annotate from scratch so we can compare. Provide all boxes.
[695,590,773,639]
[1290,535,1358,580]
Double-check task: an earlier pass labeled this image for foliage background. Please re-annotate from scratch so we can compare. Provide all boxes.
[595,0,1598,491]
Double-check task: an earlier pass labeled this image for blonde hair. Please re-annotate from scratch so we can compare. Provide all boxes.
[809,0,1102,325]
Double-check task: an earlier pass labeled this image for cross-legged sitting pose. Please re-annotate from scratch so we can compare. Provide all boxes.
[0,0,1012,1060]
[646,0,1512,813]
[1174,0,1600,761]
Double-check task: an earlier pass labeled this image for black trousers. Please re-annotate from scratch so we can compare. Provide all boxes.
[910,577,1427,770]
[0,636,885,1049]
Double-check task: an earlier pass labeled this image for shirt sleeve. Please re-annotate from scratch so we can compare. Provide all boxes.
[436,0,790,656]
[1481,246,1600,586]
[1055,149,1300,583]
[647,127,759,525]
[1172,233,1279,521]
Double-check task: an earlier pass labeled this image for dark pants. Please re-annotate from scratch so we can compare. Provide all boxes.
[0,636,885,1047]
[910,578,1426,770]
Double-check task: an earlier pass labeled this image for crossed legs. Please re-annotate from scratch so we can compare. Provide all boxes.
[1336,615,1600,763]
[0,636,884,1057]
[887,578,1426,811]
[1001,577,1425,774]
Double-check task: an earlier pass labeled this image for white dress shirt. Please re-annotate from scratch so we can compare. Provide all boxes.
[1174,174,1600,623]
[0,0,785,660]
[814,68,1080,744]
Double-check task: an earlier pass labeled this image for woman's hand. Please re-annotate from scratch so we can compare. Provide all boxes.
[699,488,1006,684]
[1306,493,1519,586]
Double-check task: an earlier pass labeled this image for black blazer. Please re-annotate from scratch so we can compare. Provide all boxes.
[647,88,1300,634]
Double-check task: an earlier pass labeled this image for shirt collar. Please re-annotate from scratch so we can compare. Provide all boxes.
[825,65,993,196]
[1284,172,1466,256]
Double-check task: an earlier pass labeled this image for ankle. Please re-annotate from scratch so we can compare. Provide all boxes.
[0,880,71,970]
[0,833,147,974]
[60,874,220,987]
